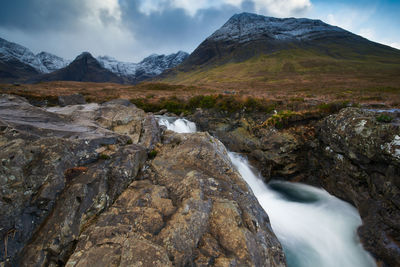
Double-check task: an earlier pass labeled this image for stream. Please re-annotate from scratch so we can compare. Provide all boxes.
[158,117,376,267]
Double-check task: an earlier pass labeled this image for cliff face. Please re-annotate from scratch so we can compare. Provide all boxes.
[0,94,285,266]
[313,108,400,266]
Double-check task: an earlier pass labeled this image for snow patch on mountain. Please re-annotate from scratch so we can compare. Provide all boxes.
[97,56,138,77]
[97,51,188,79]
[209,12,349,43]
[36,52,70,72]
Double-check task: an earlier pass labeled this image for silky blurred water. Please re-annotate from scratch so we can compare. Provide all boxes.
[228,152,376,267]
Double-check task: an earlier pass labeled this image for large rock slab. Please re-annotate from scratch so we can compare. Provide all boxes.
[67,130,287,266]
[0,95,155,265]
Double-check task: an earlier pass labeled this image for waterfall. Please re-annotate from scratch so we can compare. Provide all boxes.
[157,116,376,267]
[228,152,376,267]
[157,116,197,133]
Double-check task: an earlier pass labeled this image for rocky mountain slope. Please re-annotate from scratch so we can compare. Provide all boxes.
[161,12,400,90]
[0,94,286,266]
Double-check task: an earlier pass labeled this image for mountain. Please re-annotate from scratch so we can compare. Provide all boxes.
[0,36,188,84]
[36,52,70,72]
[97,51,188,83]
[0,37,48,73]
[0,37,71,82]
[161,12,400,90]
[31,52,123,83]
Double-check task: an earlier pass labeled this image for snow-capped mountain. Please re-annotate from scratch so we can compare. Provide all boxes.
[36,52,70,72]
[0,36,188,83]
[208,12,350,43]
[178,12,380,70]
[32,52,123,83]
[0,37,48,73]
[97,51,188,83]
[0,37,70,74]
[166,12,400,85]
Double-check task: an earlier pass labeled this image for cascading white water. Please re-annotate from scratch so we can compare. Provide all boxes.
[228,152,376,267]
[157,116,376,267]
[157,116,197,133]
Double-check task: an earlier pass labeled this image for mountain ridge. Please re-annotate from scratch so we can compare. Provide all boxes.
[97,51,188,83]
[0,37,188,84]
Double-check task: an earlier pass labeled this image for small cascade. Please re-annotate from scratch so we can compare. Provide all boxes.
[157,116,197,133]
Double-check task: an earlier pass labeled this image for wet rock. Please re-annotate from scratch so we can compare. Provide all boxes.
[46,99,161,150]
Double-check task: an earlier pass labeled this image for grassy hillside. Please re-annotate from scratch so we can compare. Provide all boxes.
[162,45,400,91]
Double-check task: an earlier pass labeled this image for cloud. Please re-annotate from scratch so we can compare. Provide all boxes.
[252,0,312,17]
[119,0,244,57]
[0,0,140,61]
[389,42,400,49]
[137,0,243,16]
[136,0,312,17]
[358,28,375,40]
[0,0,399,63]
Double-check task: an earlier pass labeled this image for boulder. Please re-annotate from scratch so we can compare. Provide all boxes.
[67,131,287,266]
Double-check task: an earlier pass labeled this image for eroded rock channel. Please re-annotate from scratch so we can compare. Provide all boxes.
[189,107,400,266]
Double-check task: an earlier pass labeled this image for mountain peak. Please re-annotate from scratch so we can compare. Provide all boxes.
[76,52,94,60]
[209,12,348,43]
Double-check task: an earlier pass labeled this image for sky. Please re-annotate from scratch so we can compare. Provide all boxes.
[0,0,399,62]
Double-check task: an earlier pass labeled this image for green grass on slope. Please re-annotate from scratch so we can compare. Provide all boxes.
[163,46,400,85]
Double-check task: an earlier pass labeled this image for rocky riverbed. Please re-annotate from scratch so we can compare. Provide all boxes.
[0,94,285,266]
[1,93,399,266]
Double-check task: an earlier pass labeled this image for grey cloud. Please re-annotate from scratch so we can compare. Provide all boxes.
[0,0,86,32]
[119,0,254,53]
[0,0,260,60]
